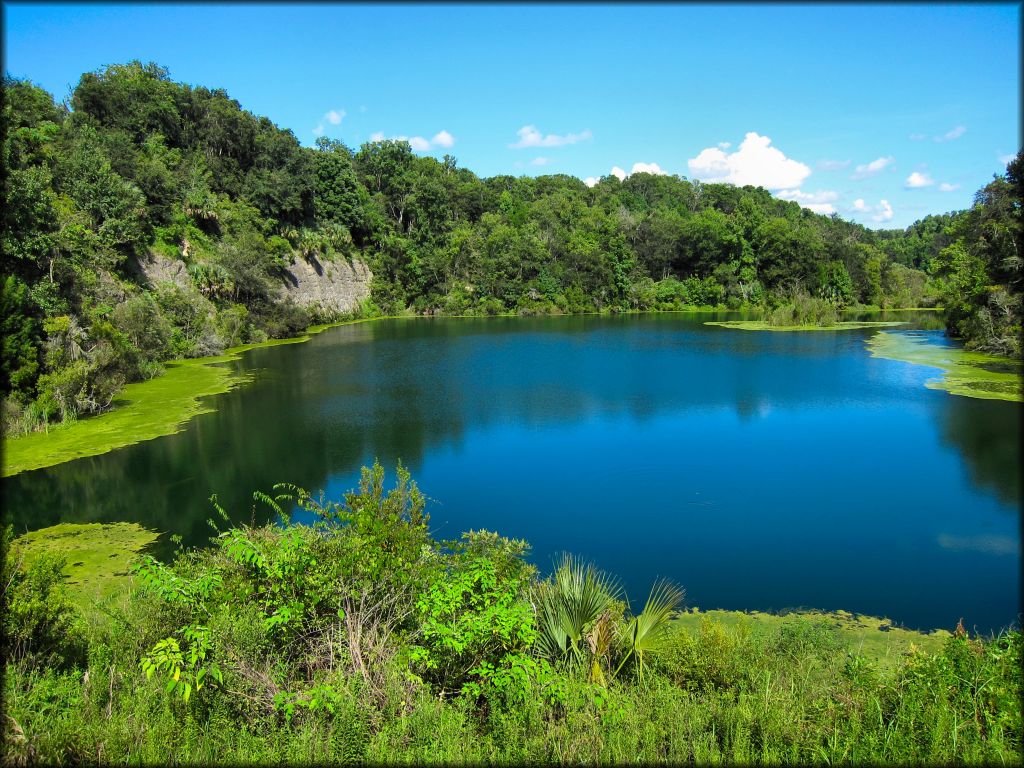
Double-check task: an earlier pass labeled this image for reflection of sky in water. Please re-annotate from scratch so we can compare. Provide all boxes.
[937,534,1019,556]
[4,314,1020,634]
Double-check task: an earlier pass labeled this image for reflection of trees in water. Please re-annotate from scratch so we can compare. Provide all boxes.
[6,314,1018,559]
[934,396,1021,509]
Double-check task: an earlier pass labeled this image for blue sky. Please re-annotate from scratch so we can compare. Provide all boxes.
[4,3,1019,229]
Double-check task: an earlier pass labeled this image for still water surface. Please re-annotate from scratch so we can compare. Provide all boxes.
[5,314,1020,632]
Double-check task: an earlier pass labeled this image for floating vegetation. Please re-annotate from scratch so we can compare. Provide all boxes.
[705,320,907,332]
[867,331,1023,403]
[10,522,160,611]
[1,318,380,478]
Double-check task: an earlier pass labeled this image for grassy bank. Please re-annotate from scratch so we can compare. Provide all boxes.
[4,492,1020,765]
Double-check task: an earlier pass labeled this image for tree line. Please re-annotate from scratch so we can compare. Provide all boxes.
[2,62,1020,433]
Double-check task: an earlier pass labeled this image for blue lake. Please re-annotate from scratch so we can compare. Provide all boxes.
[4,313,1020,633]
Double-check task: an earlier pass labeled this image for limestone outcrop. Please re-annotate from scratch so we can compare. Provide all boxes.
[276,255,372,315]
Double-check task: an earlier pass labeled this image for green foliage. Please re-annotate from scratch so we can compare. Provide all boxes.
[2,527,86,669]
[3,465,1022,764]
[2,61,1015,442]
[616,579,685,682]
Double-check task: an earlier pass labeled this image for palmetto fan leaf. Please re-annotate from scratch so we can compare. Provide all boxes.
[535,554,622,665]
[616,578,685,682]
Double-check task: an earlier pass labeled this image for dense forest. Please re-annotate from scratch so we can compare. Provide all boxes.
[3,465,1021,764]
[2,62,1021,436]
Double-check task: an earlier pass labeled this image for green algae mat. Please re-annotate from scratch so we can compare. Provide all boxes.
[705,320,907,332]
[675,608,952,668]
[867,330,1023,402]
[1,318,381,478]
[11,522,161,611]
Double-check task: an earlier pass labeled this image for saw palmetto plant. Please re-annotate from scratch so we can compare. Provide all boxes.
[616,579,685,683]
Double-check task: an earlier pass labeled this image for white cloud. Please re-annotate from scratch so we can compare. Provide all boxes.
[369,129,455,152]
[630,161,667,176]
[776,189,839,203]
[938,182,960,192]
[717,142,731,150]
[851,156,894,180]
[431,130,455,148]
[805,203,837,215]
[905,171,934,188]
[312,108,347,136]
[776,189,838,215]
[935,126,966,142]
[850,198,893,223]
[584,177,600,188]
[776,191,837,214]
[817,159,850,171]
[908,133,927,141]
[998,153,1015,165]
[687,132,811,190]
[610,166,627,181]
[510,125,592,149]
[530,157,551,166]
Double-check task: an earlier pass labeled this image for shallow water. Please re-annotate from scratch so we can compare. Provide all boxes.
[4,313,1020,633]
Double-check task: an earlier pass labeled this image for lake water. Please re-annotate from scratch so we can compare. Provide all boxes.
[4,313,1020,633]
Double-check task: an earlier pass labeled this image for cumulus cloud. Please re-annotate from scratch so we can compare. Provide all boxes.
[851,156,894,180]
[509,125,592,149]
[687,132,811,190]
[938,182,960,192]
[851,198,893,223]
[630,161,667,176]
[905,171,934,188]
[312,108,347,136]
[530,157,551,166]
[935,126,966,142]
[817,159,850,171]
[776,189,838,215]
[717,142,731,150]
[369,129,455,152]
[584,177,600,187]
[611,166,627,181]
[431,130,455,148]
[776,189,839,203]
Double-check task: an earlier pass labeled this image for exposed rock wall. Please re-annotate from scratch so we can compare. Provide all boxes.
[133,251,373,316]
[133,251,192,291]
[276,256,372,315]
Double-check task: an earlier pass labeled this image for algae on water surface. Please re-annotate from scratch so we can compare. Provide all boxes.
[867,330,1023,402]
[11,522,160,611]
[1,318,382,478]
[705,320,907,332]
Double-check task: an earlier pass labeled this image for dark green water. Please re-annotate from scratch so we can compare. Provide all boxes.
[4,313,1020,633]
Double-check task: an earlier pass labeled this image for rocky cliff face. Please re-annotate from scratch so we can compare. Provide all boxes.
[276,256,372,315]
[133,252,373,316]
[133,251,193,291]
